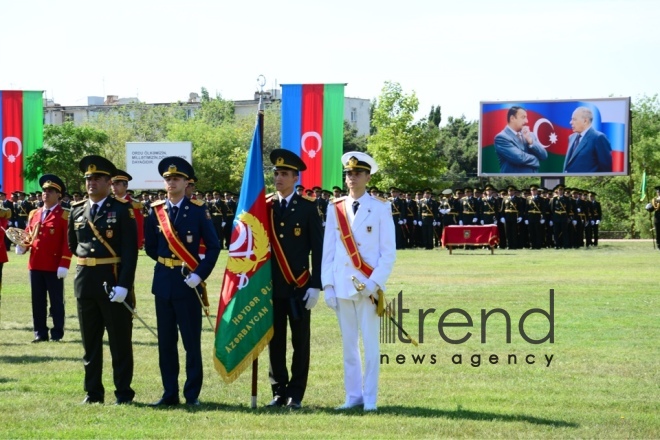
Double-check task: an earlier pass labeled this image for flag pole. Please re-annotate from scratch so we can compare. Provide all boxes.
[251,74,267,409]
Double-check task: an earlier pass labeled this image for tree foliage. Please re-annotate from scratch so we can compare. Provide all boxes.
[436,115,479,189]
[367,82,444,190]
[24,123,108,194]
[343,120,368,153]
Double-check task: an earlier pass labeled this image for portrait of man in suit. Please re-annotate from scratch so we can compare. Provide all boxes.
[494,106,548,173]
[563,107,613,173]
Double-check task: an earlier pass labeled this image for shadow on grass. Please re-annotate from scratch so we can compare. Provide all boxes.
[0,355,80,364]
[157,402,578,427]
[0,377,18,383]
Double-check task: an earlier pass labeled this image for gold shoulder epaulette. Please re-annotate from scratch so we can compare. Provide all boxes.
[301,195,316,202]
[330,196,347,204]
[71,199,86,207]
[131,200,143,210]
[114,196,129,204]
[61,208,70,221]
[266,193,276,202]
[28,209,37,221]
[151,200,166,207]
[190,198,205,207]
[0,207,10,219]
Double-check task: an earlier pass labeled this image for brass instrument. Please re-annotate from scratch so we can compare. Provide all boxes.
[2,226,38,247]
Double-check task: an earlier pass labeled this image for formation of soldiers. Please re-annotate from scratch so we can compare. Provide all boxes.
[379,183,603,250]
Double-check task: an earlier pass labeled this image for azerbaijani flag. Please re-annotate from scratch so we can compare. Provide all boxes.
[480,99,628,175]
[281,84,345,189]
[0,91,43,194]
[214,110,273,383]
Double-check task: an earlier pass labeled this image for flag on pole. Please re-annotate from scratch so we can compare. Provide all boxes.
[281,83,345,190]
[0,90,43,194]
[640,169,647,202]
[213,110,273,383]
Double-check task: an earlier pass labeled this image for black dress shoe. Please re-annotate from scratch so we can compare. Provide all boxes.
[51,338,62,342]
[286,398,302,410]
[149,397,180,407]
[186,399,201,406]
[265,396,285,407]
[81,396,104,404]
[115,398,133,405]
[32,336,49,343]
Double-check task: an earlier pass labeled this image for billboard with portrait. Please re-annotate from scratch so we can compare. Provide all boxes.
[479,98,630,177]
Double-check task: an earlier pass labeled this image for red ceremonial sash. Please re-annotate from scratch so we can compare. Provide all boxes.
[268,200,310,288]
[154,203,199,271]
[334,199,374,278]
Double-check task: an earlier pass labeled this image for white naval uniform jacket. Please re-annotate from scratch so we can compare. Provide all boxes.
[321,194,396,298]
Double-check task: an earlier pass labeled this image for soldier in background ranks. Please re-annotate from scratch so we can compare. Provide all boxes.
[2,191,13,251]
[209,190,228,250]
[590,191,602,246]
[224,191,237,249]
[403,191,417,248]
[581,190,594,247]
[112,169,145,249]
[525,185,546,249]
[550,184,571,249]
[645,186,660,249]
[314,187,329,226]
[481,185,499,226]
[501,185,524,249]
[16,175,72,343]
[418,188,436,250]
[459,187,481,226]
[15,191,33,229]
[69,155,138,404]
[571,189,586,248]
[295,185,305,197]
[389,187,407,250]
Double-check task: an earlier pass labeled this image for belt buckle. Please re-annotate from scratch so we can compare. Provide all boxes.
[164,258,174,268]
[87,258,97,267]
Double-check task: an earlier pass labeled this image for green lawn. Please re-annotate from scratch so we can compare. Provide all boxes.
[0,241,658,439]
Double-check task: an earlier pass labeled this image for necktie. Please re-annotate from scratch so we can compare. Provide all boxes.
[170,206,178,221]
[352,201,360,215]
[280,199,287,215]
[90,204,99,219]
[43,209,51,222]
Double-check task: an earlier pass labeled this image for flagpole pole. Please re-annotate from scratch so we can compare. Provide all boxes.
[250,74,267,409]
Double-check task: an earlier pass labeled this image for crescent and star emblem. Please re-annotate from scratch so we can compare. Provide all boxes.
[532,118,558,149]
[301,131,322,158]
[2,137,23,163]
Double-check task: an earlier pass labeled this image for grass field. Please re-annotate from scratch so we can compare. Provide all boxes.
[0,241,658,439]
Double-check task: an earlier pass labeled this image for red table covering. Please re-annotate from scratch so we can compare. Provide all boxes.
[441,225,499,248]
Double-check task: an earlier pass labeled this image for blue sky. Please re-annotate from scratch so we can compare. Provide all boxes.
[1,0,658,122]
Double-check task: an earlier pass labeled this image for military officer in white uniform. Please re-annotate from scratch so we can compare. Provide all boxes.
[321,151,396,412]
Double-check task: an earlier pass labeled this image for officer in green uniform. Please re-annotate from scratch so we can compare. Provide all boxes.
[550,184,571,249]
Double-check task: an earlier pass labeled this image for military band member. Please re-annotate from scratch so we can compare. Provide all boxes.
[14,191,33,229]
[404,191,418,248]
[581,191,594,247]
[2,191,13,251]
[419,188,436,250]
[572,189,586,248]
[68,155,138,404]
[322,151,396,412]
[459,187,481,226]
[645,186,660,249]
[0,201,10,319]
[144,157,220,406]
[224,191,237,249]
[389,187,407,250]
[524,185,546,249]
[16,175,72,342]
[265,149,323,410]
[209,190,228,249]
[481,185,499,226]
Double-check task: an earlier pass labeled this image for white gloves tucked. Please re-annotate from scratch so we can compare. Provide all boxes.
[524,220,529,225]
[15,245,27,255]
[57,267,68,279]
[540,219,545,225]
[221,222,226,227]
[472,217,478,223]
[109,286,128,303]
[500,217,506,224]
[549,220,554,226]
[303,288,320,310]
[198,254,206,260]
[398,220,403,225]
[185,273,202,288]
[517,217,522,223]
[459,220,463,225]
[572,220,578,226]
[324,286,337,310]
[361,279,379,298]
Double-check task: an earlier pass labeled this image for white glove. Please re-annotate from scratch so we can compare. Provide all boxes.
[577,208,581,213]
[540,219,545,225]
[361,279,379,298]
[56,267,68,279]
[198,254,206,260]
[472,217,478,223]
[480,220,484,225]
[572,220,577,226]
[524,220,529,225]
[15,245,27,255]
[549,220,554,226]
[590,220,595,225]
[324,286,337,310]
[109,286,128,303]
[433,221,437,226]
[596,220,600,225]
[402,219,406,224]
[517,217,522,223]
[500,218,505,224]
[303,288,320,310]
[221,222,226,227]
[646,203,652,210]
[398,220,403,225]
[459,220,463,225]
[185,273,202,288]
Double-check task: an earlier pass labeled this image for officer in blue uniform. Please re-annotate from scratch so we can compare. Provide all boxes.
[144,157,220,407]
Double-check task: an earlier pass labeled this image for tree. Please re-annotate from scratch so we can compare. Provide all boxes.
[436,115,479,188]
[196,87,235,127]
[343,120,368,153]
[367,82,444,190]
[24,123,108,194]
[428,105,442,128]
